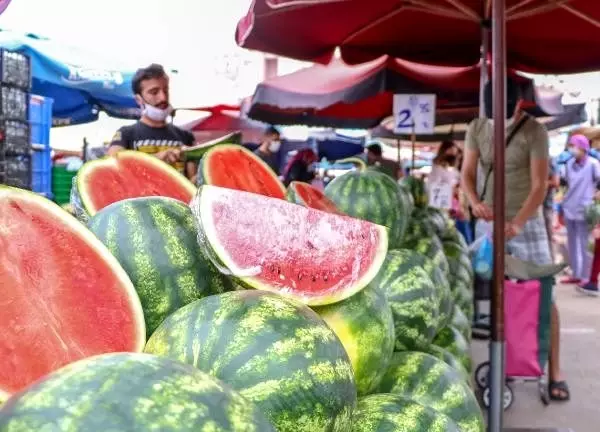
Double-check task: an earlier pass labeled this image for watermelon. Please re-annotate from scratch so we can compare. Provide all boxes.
[377,352,484,432]
[313,285,395,396]
[88,197,235,338]
[453,278,475,321]
[451,304,472,343]
[286,181,342,214]
[145,290,357,432]
[400,176,428,208]
[352,393,461,432]
[198,144,286,199]
[0,187,145,397]
[368,250,439,351]
[324,170,412,248]
[424,206,454,238]
[0,353,276,431]
[335,157,367,171]
[426,345,470,383]
[406,234,450,276]
[71,150,196,220]
[191,185,388,306]
[184,132,242,162]
[433,326,472,373]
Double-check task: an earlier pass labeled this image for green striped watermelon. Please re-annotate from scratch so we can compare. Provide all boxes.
[399,176,429,208]
[443,239,472,285]
[441,225,469,250]
[0,353,276,431]
[313,285,395,396]
[377,352,484,432]
[453,278,475,321]
[145,290,357,432]
[402,210,437,247]
[324,170,412,248]
[286,181,342,214]
[433,326,472,373]
[426,345,470,384]
[451,304,472,343]
[406,234,450,276]
[88,197,235,338]
[368,250,439,351]
[424,207,454,238]
[352,393,461,432]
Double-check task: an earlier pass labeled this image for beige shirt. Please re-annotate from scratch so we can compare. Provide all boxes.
[465,115,549,220]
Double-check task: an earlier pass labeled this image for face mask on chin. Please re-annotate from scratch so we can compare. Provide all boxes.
[142,103,173,122]
[269,140,281,152]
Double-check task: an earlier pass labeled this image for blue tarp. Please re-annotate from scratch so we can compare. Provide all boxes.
[0,29,139,126]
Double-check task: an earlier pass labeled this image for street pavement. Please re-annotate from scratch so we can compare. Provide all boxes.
[472,280,599,432]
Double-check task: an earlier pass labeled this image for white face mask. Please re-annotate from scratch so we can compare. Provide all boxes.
[142,103,173,122]
[269,140,281,152]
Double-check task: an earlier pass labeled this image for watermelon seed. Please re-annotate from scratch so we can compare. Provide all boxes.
[323,274,329,282]
[312,275,318,282]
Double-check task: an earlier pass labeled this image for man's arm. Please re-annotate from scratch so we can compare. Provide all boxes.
[181,129,197,181]
[461,120,481,207]
[107,128,128,156]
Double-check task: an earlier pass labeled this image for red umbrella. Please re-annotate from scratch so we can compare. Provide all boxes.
[248,56,563,128]
[178,104,268,144]
[236,0,600,73]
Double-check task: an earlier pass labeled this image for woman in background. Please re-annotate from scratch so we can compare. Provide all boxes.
[282,148,318,187]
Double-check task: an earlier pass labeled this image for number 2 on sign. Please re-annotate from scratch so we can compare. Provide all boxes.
[396,109,414,128]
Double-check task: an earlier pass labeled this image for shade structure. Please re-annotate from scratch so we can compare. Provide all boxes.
[178,104,269,145]
[0,0,12,15]
[247,55,565,128]
[237,0,600,73]
[372,103,587,143]
[0,29,139,126]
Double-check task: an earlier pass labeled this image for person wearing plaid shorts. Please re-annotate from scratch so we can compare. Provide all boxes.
[461,78,570,401]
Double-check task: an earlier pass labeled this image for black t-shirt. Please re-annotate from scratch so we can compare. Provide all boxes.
[110,121,195,173]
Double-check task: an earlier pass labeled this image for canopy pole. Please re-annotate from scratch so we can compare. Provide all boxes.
[489,0,507,431]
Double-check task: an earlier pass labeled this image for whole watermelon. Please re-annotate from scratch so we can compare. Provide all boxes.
[400,176,429,208]
[0,353,276,431]
[404,234,450,277]
[402,211,437,247]
[352,393,461,432]
[313,285,395,396]
[453,278,475,321]
[368,250,439,351]
[88,197,235,338]
[424,206,454,238]
[426,345,470,384]
[324,170,412,247]
[433,326,472,373]
[451,304,472,343]
[376,352,485,432]
[145,290,357,432]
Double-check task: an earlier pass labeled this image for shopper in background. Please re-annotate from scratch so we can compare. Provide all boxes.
[365,142,403,180]
[282,148,318,186]
[108,63,196,180]
[254,126,283,175]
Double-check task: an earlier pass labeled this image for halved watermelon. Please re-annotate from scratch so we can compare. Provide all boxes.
[198,144,286,199]
[73,151,196,218]
[286,181,343,214]
[192,185,388,306]
[0,187,145,397]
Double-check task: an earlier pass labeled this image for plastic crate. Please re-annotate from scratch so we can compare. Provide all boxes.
[0,49,31,90]
[0,119,30,155]
[0,85,29,121]
[52,165,77,204]
[0,153,31,189]
[30,95,53,197]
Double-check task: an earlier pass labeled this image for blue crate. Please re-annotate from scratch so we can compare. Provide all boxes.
[29,95,53,197]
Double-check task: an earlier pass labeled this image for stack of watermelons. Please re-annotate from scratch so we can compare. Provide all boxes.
[0,144,482,432]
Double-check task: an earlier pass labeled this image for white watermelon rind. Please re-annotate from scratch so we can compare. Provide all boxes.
[0,186,147,397]
[195,185,389,306]
[77,150,197,216]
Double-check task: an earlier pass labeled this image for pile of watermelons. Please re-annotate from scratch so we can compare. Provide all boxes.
[0,144,482,432]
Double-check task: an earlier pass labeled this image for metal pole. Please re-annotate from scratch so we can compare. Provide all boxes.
[489,0,506,431]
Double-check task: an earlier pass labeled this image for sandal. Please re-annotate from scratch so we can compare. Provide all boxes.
[549,380,570,402]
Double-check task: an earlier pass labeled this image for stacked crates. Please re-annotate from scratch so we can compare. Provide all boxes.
[30,95,53,197]
[0,49,32,189]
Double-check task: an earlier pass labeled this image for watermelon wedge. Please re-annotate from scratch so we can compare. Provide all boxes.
[286,181,343,214]
[0,187,145,397]
[192,185,388,305]
[198,144,286,199]
[73,150,196,218]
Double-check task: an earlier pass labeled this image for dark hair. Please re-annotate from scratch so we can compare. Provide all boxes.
[433,140,457,164]
[265,125,280,136]
[132,63,167,95]
[483,76,520,118]
[366,143,382,157]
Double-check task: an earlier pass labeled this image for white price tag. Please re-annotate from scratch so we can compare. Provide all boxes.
[393,94,436,135]
[428,182,453,209]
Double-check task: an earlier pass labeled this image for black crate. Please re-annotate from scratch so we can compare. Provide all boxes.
[0,49,31,90]
[0,85,29,121]
[0,153,31,189]
[0,120,30,155]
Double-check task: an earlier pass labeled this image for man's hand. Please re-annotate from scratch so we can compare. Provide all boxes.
[472,201,493,220]
[505,221,523,239]
[155,149,181,164]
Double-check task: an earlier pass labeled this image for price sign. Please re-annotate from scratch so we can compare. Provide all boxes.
[393,94,436,134]
[428,182,453,209]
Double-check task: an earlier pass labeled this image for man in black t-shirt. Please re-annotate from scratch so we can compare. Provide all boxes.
[109,63,196,179]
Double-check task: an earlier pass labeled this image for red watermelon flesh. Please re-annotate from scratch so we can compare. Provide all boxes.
[77,151,196,216]
[287,181,343,214]
[199,144,286,199]
[193,185,388,306]
[0,187,145,397]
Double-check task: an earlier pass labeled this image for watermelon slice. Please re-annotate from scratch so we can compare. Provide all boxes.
[73,151,196,218]
[198,144,286,199]
[0,187,146,397]
[192,185,388,306]
[286,181,343,214]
